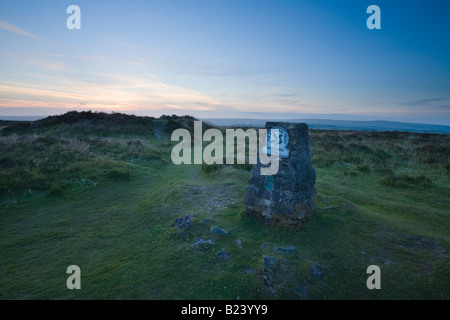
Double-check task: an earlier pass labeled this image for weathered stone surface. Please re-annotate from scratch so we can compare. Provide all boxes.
[173,214,193,230]
[210,226,228,235]
[244,122,317,228]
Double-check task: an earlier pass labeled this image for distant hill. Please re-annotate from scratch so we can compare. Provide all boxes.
[0,111,210,136]
[203,118,450,134]
[2,113,449,134]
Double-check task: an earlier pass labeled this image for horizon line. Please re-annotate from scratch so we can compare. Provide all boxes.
[1,111,450,128]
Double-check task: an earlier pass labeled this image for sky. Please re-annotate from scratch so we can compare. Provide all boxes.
[0,0,449,125]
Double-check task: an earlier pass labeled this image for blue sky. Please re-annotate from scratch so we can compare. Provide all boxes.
[0,0,449,125]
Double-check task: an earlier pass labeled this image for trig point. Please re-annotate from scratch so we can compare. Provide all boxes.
[244,122,317,228]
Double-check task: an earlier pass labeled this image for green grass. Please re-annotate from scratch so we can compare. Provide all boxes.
[0,112,448,299]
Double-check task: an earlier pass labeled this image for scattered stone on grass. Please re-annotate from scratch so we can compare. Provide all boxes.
[173,214,193,231]
[217,250,230,259]
[309,264,324,279]
[295,285,307,299]
[211,226,228,235]
[244,269,255,275]
[262,256,279,295]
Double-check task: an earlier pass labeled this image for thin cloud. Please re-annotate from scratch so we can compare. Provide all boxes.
[174,64,269,78]
[0,19,45,41]
[398,98,446,106]
[398,98,450,110]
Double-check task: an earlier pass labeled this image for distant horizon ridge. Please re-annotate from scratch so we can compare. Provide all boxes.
[0,112,449,134]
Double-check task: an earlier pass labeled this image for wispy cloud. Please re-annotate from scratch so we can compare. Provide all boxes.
[0,19,45,41]
[398,98,450,109]
[173,63,269,78]
[0,70,223,113]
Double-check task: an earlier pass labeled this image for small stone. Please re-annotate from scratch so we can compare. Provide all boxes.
[244,269,255,275]
[327,205,333,210]
[260,243,270,248]
[274,246,296,254]
[192,238,215,247]
[236,239,242,249]
[217,250,230,259]
[263,255,277,272]
[211,226,228,235]
[263,274,272,286]
[296,285,307,298]
[309,264,324,279]
[173,214,193,230]
[361,251,366,255]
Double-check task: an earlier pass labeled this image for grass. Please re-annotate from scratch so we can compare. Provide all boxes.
[0,111,448,299]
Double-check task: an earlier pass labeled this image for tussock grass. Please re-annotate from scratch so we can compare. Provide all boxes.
[0,113,448,299]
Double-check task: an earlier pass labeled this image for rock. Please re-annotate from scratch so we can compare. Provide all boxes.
[361,251,366,255]
[295,285,307,298]
[262,256,279,296]
[173,214,193,230]
[263,274,272,288]
[244,122,317,228]
[274,246,296,254]
[327,205,333,210]
[260,243,270,249]
[236,239,242,249]
[192,239,215,247]
[309,264,324,279]
[211,226,228,235]
[262,256,277,273]
[217,250,230,259]
[244,269,255,275]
